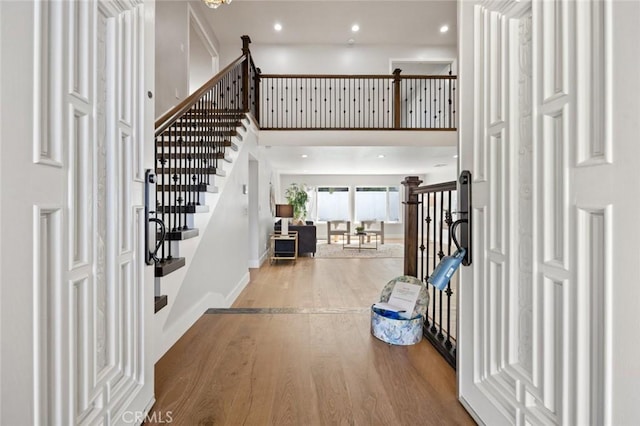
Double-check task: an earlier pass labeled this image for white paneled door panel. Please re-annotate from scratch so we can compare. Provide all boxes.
[458,0,640,425]
[0,0,154,424]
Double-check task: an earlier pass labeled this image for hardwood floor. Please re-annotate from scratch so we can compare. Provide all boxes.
[149,257,475,426]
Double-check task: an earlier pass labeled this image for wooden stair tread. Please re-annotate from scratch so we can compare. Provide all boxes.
[156,184,218,193]
[157,129,239,137]
[157,140,239,149]
[154,295,168,313]
[156,205,210,214]
[174,120,245,129]
[156,167,226,176]
[161,153,226,160]
[161,228,199,241]
[155,257,186,277]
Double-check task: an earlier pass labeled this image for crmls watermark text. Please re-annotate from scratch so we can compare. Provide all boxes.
[121,410,173,424]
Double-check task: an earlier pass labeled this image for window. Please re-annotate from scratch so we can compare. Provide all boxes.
[355,186,400,222]
[316,187,349,221]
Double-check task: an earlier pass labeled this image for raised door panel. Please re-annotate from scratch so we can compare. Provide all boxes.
[459,0,640,424]
[30,0,152,424]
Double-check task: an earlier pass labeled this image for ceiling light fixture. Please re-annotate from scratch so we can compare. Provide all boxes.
[378,154,385,158]
[301,154,308,158]
[440,25,449,33]
[202,0,232,9]
[274,23,282,32]
[352,24,360,32]
[453,154,459,158]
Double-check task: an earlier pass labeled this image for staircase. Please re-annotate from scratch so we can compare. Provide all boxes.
[152,36,258,313]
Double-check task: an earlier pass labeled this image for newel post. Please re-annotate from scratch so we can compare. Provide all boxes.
[241,35,252,112]
[402,176,423,277]
[393,68,402,129]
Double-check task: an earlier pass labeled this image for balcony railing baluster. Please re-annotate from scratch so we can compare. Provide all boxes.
[402,178,459,369]
[259,73,456,130]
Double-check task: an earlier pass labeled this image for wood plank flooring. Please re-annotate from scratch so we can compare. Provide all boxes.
[149,257,475,426]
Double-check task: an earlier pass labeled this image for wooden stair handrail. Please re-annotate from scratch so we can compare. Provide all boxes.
[155,53,247,136]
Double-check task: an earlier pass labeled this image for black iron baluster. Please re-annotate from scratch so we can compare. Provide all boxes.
[445,190,454,349]
[373,78,378,128]
[178,120,186,231]
[185,114,192,210]
[313,78,317,128]
[419,193,426,284]
[172,133,180,235]
[167,126,176,260]
[430,193,437,335]
[158,134,166,260]
[425,193,432,329]
[437,190,445,340]
[410,79,415,128]
[452,77,457,129]
[285,79,289,128]
[438,78,443,128]
[358,78,362,128]
[269,79,274,128]
[352,78,356,128]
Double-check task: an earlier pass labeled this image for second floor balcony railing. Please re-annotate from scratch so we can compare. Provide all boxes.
[258,69,457,130]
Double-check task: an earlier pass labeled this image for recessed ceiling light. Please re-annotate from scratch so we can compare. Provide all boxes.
[274,23,282,32]
[453,154,459,158]
[378,154,385,158]
[301,154,308,158]
[352,24,360,32]
[347,38,355,45]
[440,25,449,33]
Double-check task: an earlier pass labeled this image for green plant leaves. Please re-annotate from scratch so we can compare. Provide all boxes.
[285,183,308,220]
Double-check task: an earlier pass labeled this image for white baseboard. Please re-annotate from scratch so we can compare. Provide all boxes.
[248,249,269,269]
[225,271,250,306]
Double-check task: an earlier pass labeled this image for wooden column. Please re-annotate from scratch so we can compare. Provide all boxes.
[402,176,422,277]
[241,35,252,112]
[393,68,402,129]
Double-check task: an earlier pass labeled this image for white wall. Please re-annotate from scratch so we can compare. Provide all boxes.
[424,168,457,185]
[155,1,219,117]
[188,23,214,94]
[248,157,259,264]
[247,153,275,267]
[155,122,275,359]
[221,43,457,75]
[165,136,253,325]
[279,174,426,241]
[257,158,276,264]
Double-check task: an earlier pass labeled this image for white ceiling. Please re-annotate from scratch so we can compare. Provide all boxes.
[260,145,457,175]
[203,0,457,46]
[201,0,459,175]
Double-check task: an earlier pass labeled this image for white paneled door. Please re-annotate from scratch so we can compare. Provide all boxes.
[457,0,640,424]
[1,0,154,424]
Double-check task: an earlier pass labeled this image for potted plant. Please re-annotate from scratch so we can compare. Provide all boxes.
[355,225,365,234]
[285,183,309,224]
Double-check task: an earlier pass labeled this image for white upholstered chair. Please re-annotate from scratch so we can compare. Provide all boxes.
[361,220,385,244]
[327,220,351,244]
